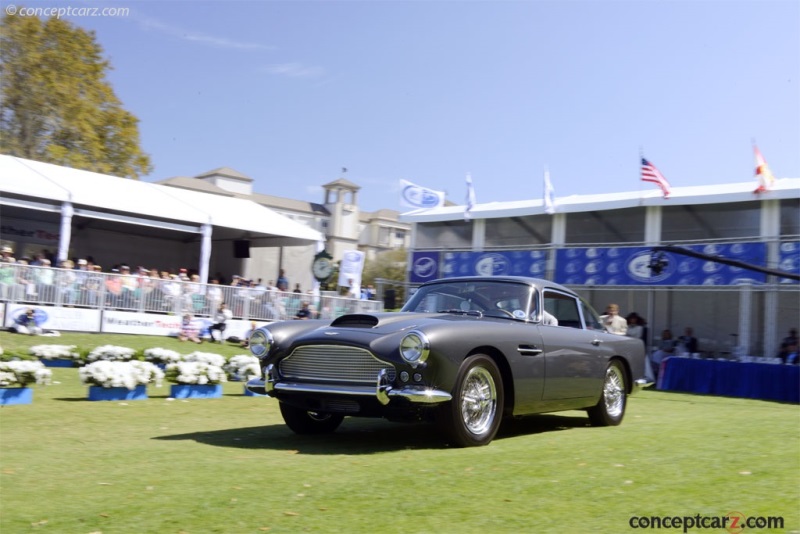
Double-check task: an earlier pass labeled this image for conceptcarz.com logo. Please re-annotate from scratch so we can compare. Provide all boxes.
[628,511,784,533]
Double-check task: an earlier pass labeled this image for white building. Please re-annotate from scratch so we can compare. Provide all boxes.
[400,179,800,359]
[158,168,410,291]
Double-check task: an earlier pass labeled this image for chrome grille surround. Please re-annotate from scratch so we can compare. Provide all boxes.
[279,345,397,384]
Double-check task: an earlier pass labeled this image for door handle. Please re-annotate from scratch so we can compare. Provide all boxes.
[517,345,543,356]
[591,339,602,346]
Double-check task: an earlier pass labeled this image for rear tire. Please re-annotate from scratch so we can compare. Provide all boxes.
[279,402,344,434]
[439,354,504,447]
[587,360,627,426]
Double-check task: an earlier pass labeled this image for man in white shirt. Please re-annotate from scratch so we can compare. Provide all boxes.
[600,303,628,335]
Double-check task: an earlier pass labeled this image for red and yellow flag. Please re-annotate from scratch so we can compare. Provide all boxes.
[754,145,776,193]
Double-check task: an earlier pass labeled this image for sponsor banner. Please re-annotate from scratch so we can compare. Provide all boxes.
[779,241,799,284]
[409,251,440,283]
[101,310,256,339]
[4,305,100,332]
[441,250,548,278]
[555,243,767,286]
[338,249,366,288]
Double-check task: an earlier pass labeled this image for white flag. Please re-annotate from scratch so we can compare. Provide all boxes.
[464,173,476,220]
[543,168,556,215]
[399,179,445,209]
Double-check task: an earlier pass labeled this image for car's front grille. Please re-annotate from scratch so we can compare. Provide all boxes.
[280,345,396,384]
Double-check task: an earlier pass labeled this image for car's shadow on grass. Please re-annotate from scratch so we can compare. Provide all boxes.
[152,413,590,454]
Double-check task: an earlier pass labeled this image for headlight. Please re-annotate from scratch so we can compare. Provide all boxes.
[400,330,430,367]
[249,329,272,358]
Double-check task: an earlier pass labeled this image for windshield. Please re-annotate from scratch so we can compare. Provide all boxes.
[402,280,535,321]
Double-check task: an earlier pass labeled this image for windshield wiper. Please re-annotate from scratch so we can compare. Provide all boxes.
[437,309,484,317]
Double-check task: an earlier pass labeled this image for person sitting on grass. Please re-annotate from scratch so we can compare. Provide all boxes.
[178,313,202,344]
[14,308,42,335]
[294,301,313,320]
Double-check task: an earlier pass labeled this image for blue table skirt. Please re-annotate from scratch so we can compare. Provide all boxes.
[658,357,800,403]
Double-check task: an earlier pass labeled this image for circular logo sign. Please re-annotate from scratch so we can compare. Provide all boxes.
[402,185,441,209]
[413,257,437,279]
[474,253,511,276]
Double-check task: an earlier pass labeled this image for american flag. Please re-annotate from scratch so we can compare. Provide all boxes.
[641,158,671,198]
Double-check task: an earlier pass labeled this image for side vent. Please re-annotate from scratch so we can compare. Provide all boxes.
[330,314,380,328]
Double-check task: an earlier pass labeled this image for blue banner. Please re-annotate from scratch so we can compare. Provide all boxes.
[779,241,799,284]
[409,251,441,283]
[555,243,768,286]
[441,250,548,278]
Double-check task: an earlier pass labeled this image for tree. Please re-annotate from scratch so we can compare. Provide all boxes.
[0,13,151,177]
[362,248,408,304]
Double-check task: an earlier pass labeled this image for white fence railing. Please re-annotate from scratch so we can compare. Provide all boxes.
[0,263,383,323]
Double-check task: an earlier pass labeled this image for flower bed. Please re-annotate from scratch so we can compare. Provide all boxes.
[164,361,227,386]
[83,345,138,365]
[223,354,261,382]
[0,360,52,387]
[79,361,164,391]
[143,347,182,366]
[28,344,80,366]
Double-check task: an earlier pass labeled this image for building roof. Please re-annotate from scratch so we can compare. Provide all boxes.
[400,178,800,223]
[322,177,361,190]
[195,166,254,182]
[158,176,236,196]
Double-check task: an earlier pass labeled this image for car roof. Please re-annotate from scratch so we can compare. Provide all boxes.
[420,276,578,297]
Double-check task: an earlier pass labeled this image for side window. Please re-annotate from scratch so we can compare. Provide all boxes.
[543,290,582,329]
[580,300,604,331]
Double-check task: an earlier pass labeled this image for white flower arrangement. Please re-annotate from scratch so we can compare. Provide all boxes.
[28,344,80,361]
[223,354,262,381]
[182,351,227,367]
[84,345,137,364]
[0,360,52,387]
[165,361,228,385]
[143,347,182,365]
[79,361,164,390]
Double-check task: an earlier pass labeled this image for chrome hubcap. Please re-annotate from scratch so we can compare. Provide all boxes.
[461,366,497,435]
[603,365,625,418]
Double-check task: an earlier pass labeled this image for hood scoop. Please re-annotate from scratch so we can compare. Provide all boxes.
[330,314,380,328]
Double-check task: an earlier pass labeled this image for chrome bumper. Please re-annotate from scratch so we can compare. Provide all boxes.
[245,365,452,405]
[631,377,651,395]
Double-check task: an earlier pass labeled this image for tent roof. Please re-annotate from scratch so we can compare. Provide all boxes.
[0,155,322,245]
[400,177,800,222]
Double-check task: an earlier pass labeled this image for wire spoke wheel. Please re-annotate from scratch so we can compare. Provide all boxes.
[460,366,497,435]
[588,360,627,427]
[439,354,504,447]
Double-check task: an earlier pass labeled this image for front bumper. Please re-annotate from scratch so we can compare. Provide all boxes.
[631,377,651,395]
[245,365,452,405]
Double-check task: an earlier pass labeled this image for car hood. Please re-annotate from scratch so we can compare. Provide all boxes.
[327,311,488,334]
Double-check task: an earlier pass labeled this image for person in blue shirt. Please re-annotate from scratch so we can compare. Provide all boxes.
[14,308,42,335]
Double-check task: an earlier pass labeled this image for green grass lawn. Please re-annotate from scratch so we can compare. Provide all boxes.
[1,332,798,533]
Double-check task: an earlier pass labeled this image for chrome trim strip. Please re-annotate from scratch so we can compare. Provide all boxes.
[272,381,452,404]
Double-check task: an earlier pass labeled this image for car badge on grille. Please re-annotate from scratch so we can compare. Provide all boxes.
[324,331,339,336]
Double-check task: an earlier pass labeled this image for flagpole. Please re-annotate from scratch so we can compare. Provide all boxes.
[638,146,644,205]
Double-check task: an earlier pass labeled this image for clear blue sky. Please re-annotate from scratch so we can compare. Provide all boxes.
[35,0,800,212]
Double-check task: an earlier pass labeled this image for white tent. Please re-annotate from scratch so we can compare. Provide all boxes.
[0,155,323,282]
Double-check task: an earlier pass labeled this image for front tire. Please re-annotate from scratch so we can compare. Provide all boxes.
[279,402,344,434]
[587,360,627,426]
[439,354,504,447]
